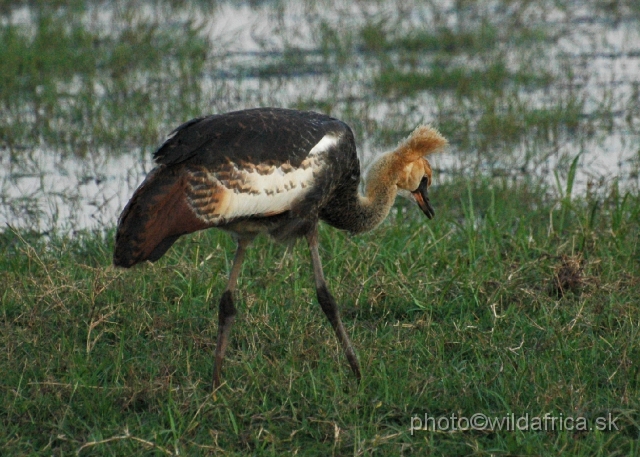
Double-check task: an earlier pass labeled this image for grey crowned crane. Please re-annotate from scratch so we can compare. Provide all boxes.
[113,107,447,390]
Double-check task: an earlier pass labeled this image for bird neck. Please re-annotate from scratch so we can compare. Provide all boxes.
[328,153,398,233]
[361,152,402,230]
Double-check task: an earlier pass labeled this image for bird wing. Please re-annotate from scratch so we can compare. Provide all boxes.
[114,108,359,266]
[153,107,347,168]
[183,133,344,224]
[152,108,356,224]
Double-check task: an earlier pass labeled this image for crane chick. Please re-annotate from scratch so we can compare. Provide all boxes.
[113,108,447,389]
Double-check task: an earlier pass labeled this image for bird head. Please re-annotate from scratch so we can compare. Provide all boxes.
[393,125,448,219]
[397,157,435,218]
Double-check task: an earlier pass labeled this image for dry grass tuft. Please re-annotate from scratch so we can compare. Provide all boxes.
[550,254,585,298]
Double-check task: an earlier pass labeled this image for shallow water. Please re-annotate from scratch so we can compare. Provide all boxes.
[1,1,639,232]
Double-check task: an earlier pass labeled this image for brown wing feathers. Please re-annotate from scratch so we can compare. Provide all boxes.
[113,166,211,268]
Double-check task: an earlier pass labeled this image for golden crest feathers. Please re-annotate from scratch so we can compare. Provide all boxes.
[395,125,448,161]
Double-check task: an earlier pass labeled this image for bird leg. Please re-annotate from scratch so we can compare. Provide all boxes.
[307,229,362,382]
[212,237,251,391]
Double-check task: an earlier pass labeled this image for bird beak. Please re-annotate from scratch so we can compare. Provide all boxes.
[411,177,435,219]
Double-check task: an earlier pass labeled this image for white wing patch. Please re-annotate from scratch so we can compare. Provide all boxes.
[186,133,340,224]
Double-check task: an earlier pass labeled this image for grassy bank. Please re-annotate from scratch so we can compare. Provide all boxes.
[2,177,639,455]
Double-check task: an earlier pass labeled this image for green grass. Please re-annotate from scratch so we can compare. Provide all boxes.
[373,60,554,98]
[2,177,640,455]
[360,21,500,55]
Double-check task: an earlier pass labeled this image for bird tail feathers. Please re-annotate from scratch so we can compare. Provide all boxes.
[113,166,209,268]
